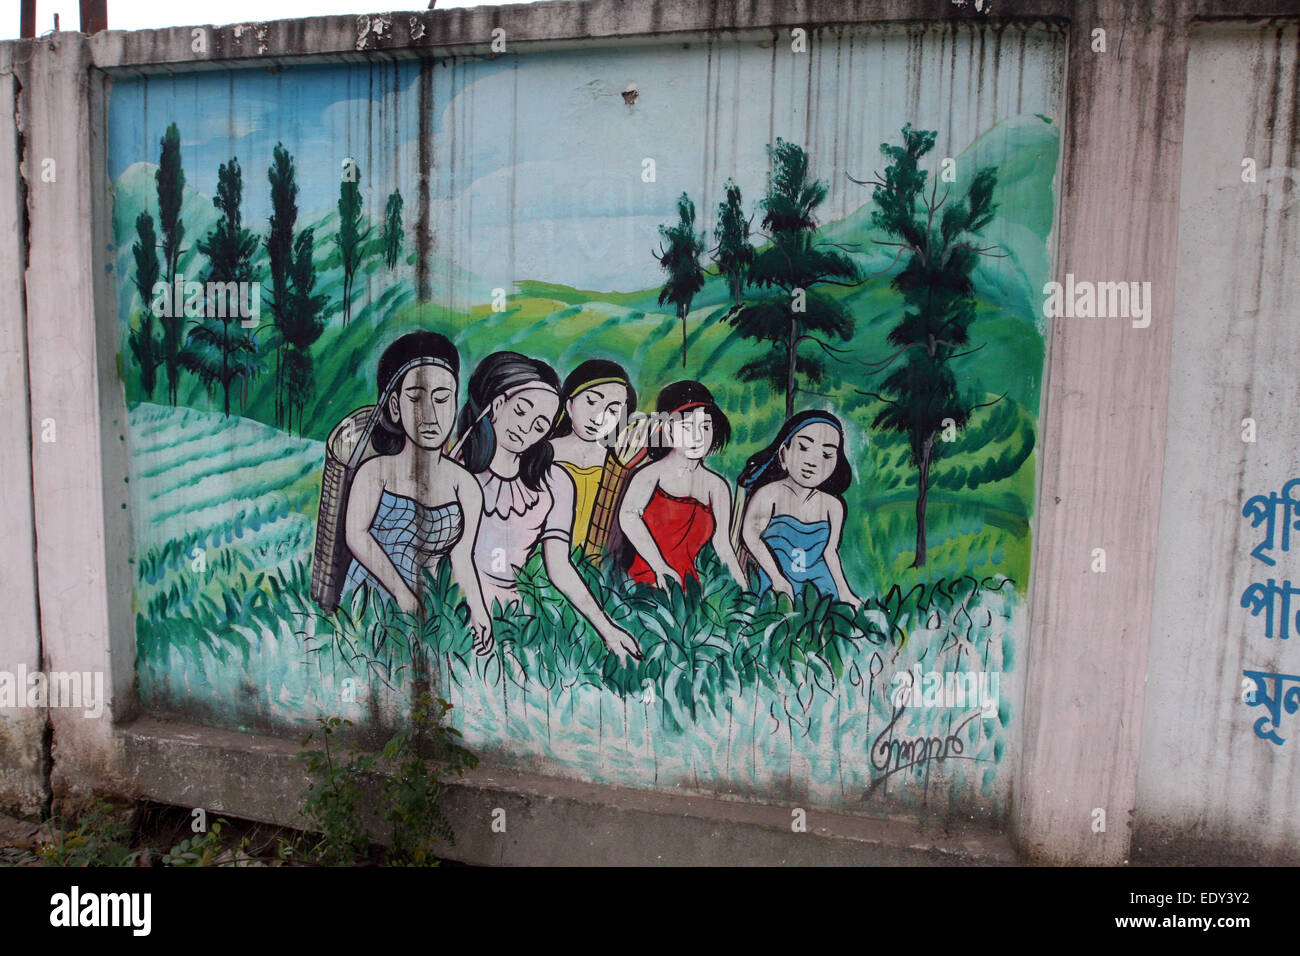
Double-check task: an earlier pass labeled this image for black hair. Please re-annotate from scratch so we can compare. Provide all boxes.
[552,359,638,438]
[737,409,852,497]
[455,351,560,492]
[370,332,460,456]
[645,380,731,462]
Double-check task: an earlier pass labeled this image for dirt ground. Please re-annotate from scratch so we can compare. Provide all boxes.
[0,802,309,867]
[0,801,466,866]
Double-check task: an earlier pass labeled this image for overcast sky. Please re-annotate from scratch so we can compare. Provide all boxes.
[1,0,534,40]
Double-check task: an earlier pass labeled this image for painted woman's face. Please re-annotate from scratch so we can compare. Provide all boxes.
[567,383,628,444]
[387,364,458,451]
[779,422,841,489]
[492,386,560,455]
[673,407,714,461]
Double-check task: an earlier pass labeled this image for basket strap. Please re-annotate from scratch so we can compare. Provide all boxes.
[345,405,385,471]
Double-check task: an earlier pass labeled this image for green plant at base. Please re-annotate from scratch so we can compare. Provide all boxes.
[296,693,476,866]
[297,716,377,865]
[380,692,477,866]
[162,818,231,866]
[39,796,141,867]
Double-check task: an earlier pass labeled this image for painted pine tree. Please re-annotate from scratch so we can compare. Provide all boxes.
[156,123,186,405]
[382,189,404,270]
[712,179,754,303]
[265,143,297,429]
[728,139,859,419]
[851,124,1001,568]
[280,228,329,434]
[654,192,705,368]
[337,159,368,325]
[182,158,260,417]
[128,211,163,401]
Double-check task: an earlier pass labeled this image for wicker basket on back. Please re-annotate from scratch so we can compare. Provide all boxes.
[310,405,383,614]
[584,415,652,563]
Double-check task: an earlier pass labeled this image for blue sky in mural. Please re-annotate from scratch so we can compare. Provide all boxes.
[108,31,1062,292]
[107,59,424,209]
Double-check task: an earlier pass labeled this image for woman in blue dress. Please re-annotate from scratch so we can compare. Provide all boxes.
[342,332,492,653]
[736,410,861,608]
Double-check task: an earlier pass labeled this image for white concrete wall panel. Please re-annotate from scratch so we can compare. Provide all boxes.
[0,56,48,815]
[1140,22,1300,863]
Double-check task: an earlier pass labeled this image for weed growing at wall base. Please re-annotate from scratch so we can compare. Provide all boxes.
[38,797,141,867]
[296,691,476,865]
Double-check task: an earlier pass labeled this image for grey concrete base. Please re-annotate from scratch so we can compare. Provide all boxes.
[1132,824,1300,868]
[119,717,1015,866]
[0,711,47,817]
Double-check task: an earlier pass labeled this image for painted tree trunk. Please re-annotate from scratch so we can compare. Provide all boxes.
[785,313,797,419]
[681,305,687,368]
[912,432,935,568]
[167,253,180,406]
[274,345,282,429]
[222,318,230,418]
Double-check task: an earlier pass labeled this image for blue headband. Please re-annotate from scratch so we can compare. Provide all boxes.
[742,417,842,487]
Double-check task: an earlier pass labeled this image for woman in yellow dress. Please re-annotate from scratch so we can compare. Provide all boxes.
[549,360,637,557]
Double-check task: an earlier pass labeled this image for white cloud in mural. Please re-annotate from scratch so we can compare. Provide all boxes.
[318,86,420,147]
[191,103,277,146]
[403,51,779,291]
[425,161,675,291]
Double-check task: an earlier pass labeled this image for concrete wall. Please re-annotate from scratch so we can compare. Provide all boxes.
[0,0,1296,865]
[0,53,47,815]
[1138,20,1300,865]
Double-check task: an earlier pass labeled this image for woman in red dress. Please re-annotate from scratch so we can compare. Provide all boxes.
[618,381,746,589]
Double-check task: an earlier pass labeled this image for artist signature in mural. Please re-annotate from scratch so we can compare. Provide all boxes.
[864,703,987,799]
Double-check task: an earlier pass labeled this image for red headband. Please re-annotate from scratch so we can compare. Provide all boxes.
[669,401,709,415]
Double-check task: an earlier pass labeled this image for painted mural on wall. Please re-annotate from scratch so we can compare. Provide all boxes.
[108,25,1063,818]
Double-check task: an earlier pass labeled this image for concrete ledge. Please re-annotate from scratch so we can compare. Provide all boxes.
[69,1,1080,74]
[1132,824,1300,867]
[119,716,1016,865]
